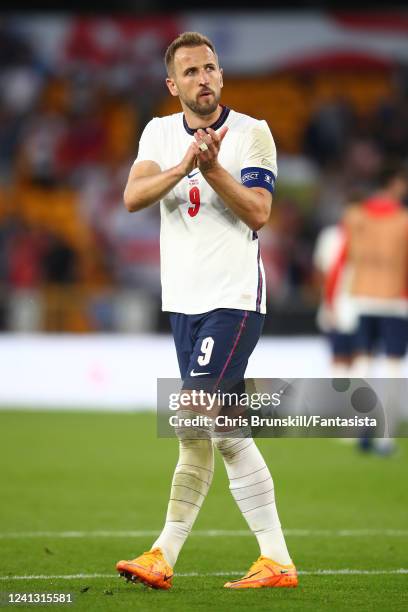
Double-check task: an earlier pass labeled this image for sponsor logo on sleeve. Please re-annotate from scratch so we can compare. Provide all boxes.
[263,172,276,190]
[242,171,259,183]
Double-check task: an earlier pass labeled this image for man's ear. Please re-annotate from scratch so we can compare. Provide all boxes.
[219,67,223,89]
[166,77,178,97]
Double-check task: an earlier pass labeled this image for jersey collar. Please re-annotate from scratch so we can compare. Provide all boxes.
[183,105,230,135]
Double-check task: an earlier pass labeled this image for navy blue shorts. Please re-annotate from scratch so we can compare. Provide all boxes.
[328,331,356,358]
[355,315,408,357]
[169,308,265,392]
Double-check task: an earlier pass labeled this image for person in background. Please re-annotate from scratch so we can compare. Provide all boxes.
[329,162,408,454]
[313,211,358,377]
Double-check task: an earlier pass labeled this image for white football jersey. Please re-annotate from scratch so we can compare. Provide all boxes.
[134,107,277,314]
[313,225,357,333]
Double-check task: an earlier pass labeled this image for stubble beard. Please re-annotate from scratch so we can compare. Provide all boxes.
[183,91,221,117]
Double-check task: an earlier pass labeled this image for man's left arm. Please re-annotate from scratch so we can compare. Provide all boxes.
[196,123,276,232]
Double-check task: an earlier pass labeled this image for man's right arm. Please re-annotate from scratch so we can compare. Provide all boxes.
[124,142,199,213]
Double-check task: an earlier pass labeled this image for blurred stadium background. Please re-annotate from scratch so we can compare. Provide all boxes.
[1,8,407,611]
[1,10,408,407]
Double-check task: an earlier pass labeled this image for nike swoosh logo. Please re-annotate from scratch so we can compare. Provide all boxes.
[187,170,200,179]
[243,571,262,580]
[164,574,173,582]
[190,369,211,377]
[230,571,261,583]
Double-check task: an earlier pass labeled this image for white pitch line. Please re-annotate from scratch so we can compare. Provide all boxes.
[0,529,407,539]
[0,569,407,581]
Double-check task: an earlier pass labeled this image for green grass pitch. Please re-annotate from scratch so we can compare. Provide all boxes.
[0,411,407,611]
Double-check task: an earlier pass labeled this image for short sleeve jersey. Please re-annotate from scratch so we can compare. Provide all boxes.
[134,107,277,315]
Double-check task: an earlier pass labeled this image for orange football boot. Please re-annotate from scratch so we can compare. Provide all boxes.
[224,556,298,589]
[116,547,173,590]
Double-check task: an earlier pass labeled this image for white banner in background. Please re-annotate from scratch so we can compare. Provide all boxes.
[0,335,331,410]
[1,335,407,411]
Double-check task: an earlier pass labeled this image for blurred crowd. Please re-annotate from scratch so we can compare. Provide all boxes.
[0,18,407,332]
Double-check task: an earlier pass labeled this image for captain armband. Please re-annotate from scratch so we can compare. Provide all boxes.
[241,167,276,193]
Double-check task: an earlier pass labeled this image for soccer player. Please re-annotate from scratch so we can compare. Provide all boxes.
[116,32,297,590]
[313,220,358,377]
[331,163,408,453]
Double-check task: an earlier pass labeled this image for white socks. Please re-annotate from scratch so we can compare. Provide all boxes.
[213,434,292,565]
[152,416,292,567]
[152,427,214,567]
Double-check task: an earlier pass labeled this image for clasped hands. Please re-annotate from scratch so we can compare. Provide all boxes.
[192,126,229,174]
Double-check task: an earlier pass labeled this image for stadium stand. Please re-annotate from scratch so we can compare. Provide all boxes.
[0,16,406,332]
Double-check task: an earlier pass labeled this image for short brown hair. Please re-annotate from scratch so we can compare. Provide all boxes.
[165,32,217,75]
